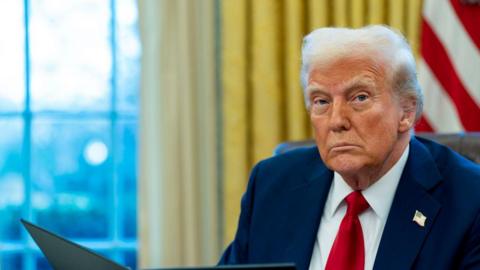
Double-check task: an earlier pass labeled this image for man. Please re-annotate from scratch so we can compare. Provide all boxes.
[219,25,480,270]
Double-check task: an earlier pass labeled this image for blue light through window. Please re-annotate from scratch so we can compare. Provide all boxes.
[0,0,140,269]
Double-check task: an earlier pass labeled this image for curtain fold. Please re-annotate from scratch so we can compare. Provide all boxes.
[285,0,310,140]
[138,0,220,267]
[221,0,424,246]
[250,0,285,164]
[221,0,250,244]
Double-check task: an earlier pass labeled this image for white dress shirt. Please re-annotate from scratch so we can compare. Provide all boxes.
[308,145,410,270]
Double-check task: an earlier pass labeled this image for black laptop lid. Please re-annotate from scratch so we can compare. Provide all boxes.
[22,219,296,270]
[21,219,128,270]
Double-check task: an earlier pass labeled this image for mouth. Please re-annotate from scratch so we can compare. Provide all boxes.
[329,143,360,152]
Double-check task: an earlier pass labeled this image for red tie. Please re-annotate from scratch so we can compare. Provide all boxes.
[325,191,370,270]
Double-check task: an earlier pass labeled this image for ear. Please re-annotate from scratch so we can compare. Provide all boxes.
[398,99,417,133]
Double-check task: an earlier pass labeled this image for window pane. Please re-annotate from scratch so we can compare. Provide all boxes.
[122,250,137,270]
[0,252,23,269]
[31,119,111,238]
[30,0,111,112]
[0,0,25,111]
[0,119,24,241]
[116,0,141,113]
[117,120,137,239]
[35,252,51,270]
[0,1,140,268]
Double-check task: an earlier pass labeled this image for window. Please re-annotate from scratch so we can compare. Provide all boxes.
[0,0,140,269]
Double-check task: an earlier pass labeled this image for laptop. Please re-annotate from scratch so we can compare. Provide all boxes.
[21,219,296,270]
[21,219,129,270]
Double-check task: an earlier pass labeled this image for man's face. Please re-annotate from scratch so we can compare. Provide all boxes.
[306,57,413,189]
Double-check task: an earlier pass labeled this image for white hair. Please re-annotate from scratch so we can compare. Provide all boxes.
[301,25,423,121]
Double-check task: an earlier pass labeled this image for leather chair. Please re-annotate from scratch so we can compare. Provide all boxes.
[274,132,480,164]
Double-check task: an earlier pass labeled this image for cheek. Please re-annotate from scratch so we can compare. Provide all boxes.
[365,121,399,158]
[362,103,401,131]
[311,117,327,139]
[354,107,401,153]
[311,118,329,153]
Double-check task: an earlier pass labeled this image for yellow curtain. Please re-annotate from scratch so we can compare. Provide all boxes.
[221,0,424,245]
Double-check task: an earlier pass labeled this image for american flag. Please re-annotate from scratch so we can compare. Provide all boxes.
[416,0,480,132]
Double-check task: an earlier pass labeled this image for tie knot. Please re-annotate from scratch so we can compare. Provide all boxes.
[345,191,369,217]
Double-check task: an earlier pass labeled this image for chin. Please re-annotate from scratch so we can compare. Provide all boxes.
[325,156,365,176]
[326,156,377,190]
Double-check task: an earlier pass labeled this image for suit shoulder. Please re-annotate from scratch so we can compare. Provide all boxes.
[416,137,480,203]
[257,146,321,170]
[249,146,324,190]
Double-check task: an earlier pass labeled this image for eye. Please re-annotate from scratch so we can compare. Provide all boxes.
[313,98,329,105]
[311,97,330,115]
[353,94,369,102]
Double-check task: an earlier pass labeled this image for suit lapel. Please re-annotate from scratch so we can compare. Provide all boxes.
[373,138,442,270]
[280,159,333,270]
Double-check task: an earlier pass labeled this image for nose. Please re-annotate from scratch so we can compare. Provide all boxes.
[328,100,351,132]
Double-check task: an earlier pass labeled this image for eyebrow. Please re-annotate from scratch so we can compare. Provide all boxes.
[344,76,376,90]
[305,86,327,97]
[305,75,377,97]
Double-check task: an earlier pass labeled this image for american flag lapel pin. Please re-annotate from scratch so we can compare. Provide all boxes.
[413,210,427,227]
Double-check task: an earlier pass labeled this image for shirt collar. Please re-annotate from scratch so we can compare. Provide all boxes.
[325,144,410,219]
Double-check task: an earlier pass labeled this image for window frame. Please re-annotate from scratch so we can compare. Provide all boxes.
[0,0,138,269]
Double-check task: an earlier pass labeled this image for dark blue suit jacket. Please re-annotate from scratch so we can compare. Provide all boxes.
[219,137,480,269]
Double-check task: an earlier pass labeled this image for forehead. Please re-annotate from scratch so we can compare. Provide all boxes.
[306,56,387,93]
